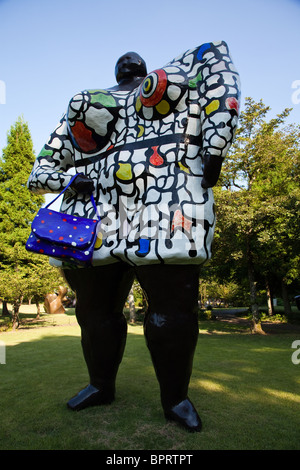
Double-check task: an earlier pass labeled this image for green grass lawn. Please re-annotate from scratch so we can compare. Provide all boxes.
[0,308,300,450]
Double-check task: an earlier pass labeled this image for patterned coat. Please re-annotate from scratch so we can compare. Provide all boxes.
[28,41,241,267]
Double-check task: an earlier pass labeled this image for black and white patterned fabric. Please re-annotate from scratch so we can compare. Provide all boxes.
[28,41,240,267]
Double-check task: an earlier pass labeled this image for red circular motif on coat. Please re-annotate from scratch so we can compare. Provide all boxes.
[225,97,239,114]
[140,69,167,107]
[71,121,98,152]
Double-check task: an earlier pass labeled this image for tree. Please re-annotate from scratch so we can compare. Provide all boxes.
[213,98,300,332]
[0,117,45,328]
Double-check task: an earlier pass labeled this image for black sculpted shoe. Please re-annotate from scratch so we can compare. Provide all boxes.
[164,398,202,432]
[67,384,115,411]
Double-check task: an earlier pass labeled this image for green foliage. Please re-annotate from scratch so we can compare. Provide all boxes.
[209,98,300,324]
[0,117,43,228]
[0,117,64,327]
[198,308,212,320]
[199,277,248,308]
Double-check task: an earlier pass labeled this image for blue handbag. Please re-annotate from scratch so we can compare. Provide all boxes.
[26,174,100,266]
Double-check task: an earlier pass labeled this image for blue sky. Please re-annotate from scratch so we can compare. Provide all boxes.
[1,0,300,161]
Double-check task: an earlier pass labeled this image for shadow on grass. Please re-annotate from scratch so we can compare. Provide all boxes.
[0,323,300,450]
[0,308,78,332]
[199,318,251,335]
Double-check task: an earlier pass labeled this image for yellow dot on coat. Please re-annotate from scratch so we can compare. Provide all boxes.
[156,100,170,115]
[137,125,145,137]
[205,99,220,115]
[178,162,190,174]
[135,96,142,112]
[116,163,133,180]
[94,232,102,249]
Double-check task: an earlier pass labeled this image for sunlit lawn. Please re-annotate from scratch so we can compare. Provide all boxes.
[0,308,300,450]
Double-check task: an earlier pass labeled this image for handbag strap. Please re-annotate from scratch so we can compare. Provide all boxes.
[45,173,101,221]
[90,194,101,221]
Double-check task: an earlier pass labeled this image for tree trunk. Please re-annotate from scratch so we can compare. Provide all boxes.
[35,301,41,319]
[12,305,20,330]
[12,296,23,330]
[199,281,206,308]
[281,280,293,322]
[128,288,136,324]
[1,300,10,316]
[266,280,275,316]
[247,248,265,334]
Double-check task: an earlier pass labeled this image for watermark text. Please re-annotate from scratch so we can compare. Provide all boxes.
[291,340,300,365]
[0,80,6,104]
[291,80,300,105]
[0,340,6,364]
[106,453,193,466]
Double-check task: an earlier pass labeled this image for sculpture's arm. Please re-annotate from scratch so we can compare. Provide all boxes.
[27,114,75,194]
[197,41,241,188]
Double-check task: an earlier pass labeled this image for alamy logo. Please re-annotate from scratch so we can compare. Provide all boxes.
[291,80,300,105]
[0,340,6,364]
[291,340,300,365]
[0,80,6,104]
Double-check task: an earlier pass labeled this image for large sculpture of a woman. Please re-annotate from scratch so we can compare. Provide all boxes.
[28,41,240,432]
